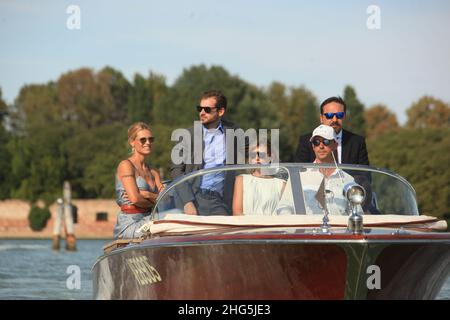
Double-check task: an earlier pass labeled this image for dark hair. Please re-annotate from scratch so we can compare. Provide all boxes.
[200,90,227,110]
[320,96,346,114]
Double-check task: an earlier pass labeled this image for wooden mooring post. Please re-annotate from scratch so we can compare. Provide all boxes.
[52,181,77,251]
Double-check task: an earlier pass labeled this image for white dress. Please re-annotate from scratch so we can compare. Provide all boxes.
[242,174,286,215]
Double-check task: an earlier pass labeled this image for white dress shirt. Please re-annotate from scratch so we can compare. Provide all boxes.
[335,130,342,164]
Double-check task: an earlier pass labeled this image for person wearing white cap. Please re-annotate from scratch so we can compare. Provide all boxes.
[277,124,362,215]
[303,124,360,214]
[309,124,338,166]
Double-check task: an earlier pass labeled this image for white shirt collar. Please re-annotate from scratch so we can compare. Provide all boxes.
[312,160,341,177]
[202,121,224,134]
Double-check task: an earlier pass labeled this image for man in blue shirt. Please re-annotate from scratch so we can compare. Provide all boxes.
[170,90,245,215]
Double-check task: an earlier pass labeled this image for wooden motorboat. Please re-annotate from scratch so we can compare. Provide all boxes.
[92,164,450,299]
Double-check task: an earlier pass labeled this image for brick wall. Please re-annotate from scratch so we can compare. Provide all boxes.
[0,199,119,239]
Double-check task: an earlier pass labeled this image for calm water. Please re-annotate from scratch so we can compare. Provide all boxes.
[0,239,449,300]
[0,239,107,300]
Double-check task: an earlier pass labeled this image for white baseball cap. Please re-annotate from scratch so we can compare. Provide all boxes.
[309,125,336,142]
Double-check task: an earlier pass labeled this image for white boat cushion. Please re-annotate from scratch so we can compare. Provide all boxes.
[138,214,447,235]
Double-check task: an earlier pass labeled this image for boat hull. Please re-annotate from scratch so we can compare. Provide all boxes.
[92,230,450,300]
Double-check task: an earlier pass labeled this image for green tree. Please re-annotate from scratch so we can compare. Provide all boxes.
[28,205,51,231]
[7,84,69,203]
[148,123,177,180]
[9,126,68,204]
[406,96,450,129]
[154,65,262,128]
[0,87,7,122]
[0,88,12,199]
[267,82,318,161]
[368,128,450,218]
[57,68,129,129]
[7,137,31,198]
[128,73,151,124]
[10,83,60,134]
[364,104,399,138]
[65,123,127,198]
[343,85,366,136]
[127,72,167,125]
[8,67,134,201]
[232,84,278,130]
[98,66,131,123]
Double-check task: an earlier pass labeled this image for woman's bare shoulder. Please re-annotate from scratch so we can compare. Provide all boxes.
[117,159,134,173]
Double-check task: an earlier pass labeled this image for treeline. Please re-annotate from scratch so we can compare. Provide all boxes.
[0,65,449,218]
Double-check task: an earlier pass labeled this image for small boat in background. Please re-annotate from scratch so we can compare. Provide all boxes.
[92,164,450,299]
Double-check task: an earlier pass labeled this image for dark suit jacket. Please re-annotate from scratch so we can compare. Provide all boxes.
[293,129,369,165]
[170,119,246,211]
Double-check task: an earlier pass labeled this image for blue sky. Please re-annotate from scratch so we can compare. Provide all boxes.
[1,0,449,124]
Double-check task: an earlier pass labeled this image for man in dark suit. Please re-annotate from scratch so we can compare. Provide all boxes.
[170,90,246,216]
[294,96,369,165]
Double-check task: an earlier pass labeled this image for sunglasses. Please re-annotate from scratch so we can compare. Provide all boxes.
[197,106,218,113]
[311,138,333,147]
[323,112,345,119]
[139,137,155,145]
[249,151,268,159]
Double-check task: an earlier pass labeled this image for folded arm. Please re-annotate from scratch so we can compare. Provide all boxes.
[117,160,154,209]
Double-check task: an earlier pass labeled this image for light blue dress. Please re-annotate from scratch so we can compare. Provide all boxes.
[113,173,157,239]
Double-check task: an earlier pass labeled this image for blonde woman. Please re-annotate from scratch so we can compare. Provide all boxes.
[113,122,164,239]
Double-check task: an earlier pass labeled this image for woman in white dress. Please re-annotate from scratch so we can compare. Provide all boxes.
[232,142,286,216]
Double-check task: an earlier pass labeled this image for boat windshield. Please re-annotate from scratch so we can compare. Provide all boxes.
[152,164,419,220]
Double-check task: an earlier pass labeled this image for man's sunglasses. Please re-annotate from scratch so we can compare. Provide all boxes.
[311,138,333,147]
[197,106,218,113]
[139,137,155,145]
[323,112,345,119]
[249,151,268,159]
